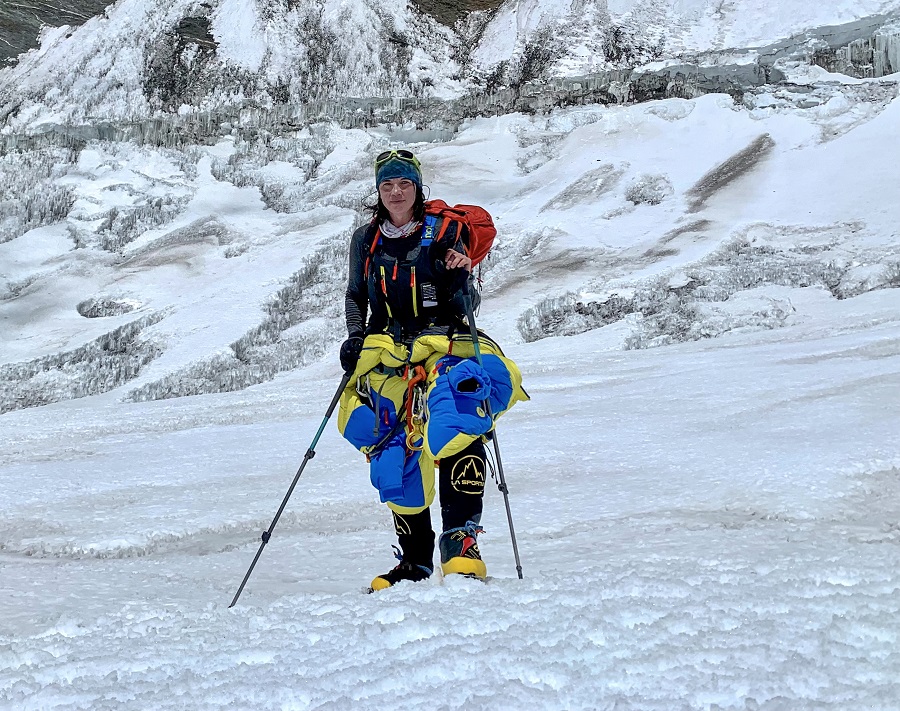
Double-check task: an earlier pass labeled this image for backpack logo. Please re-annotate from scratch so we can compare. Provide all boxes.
[423,219,436,243]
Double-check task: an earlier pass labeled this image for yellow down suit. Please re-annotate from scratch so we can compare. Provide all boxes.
[337,332,528,515]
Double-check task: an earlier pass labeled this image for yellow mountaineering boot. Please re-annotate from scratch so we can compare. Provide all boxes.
[369,510,436,592]
[439,521,487,579]
[369,559,433,592]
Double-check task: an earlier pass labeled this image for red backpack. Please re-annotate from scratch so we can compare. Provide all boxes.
[424,200,496,266]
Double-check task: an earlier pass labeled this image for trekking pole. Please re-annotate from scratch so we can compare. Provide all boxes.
[462,287,524,580]
[229,373,351,608]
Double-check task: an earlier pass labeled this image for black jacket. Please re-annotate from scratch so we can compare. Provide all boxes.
[344,219,477,343]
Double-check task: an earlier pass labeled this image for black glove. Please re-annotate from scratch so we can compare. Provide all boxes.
[340,333,364,374]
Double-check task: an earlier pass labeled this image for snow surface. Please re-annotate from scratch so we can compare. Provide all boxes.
[2,96,900,706]
[2,2,900,710]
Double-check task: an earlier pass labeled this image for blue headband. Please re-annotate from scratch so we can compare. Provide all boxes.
[376,158,422,188]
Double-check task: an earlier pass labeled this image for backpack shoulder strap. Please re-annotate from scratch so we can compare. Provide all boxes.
[364,224,381,280]
[423,212,459,249]
[436,217,453,245]
[423,213,459,247]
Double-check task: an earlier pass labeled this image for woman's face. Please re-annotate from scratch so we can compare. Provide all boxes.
[378,178,417,223]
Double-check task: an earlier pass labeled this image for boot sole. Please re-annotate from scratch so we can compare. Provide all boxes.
[368,572,431,593]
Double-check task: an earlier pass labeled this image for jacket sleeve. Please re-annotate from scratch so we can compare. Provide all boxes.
[345,225,370,336]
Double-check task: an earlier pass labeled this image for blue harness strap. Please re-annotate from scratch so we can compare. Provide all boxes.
[422,215,438,247]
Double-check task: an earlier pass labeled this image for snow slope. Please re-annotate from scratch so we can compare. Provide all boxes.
[3,0,900,127]
[2,84,900,707]
[611,0,900,51]
[473,0,900,72]
[2,282,899,709]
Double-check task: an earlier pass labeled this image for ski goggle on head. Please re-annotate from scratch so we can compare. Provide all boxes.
[374,149,421,171]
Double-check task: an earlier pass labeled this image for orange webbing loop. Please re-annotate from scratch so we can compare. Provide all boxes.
[369,229,382,255]
[404,364,428,451]
[364,228,382,280]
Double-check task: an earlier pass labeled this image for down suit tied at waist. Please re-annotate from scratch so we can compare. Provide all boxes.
[337,332,529,515]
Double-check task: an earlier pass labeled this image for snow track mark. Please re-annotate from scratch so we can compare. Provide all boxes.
[687,133,776,212]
